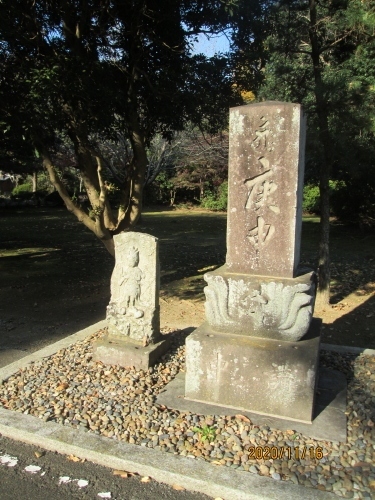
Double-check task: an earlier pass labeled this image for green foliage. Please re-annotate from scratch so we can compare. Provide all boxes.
[0,0,241,245]
[145,171,176,205]
[89,205,104,220]
[12,183,32,197]
[0,0,239,160]
[201,181,228,211]
[155,172,175,196]
[330,180,375,227]
[303,185,320,214]
[32,172,52,193]
[192,425,216,442]
[303,180,369,220]
[247,0,375,229]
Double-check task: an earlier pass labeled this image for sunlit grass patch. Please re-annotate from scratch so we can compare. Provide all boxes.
[0,247,61,258]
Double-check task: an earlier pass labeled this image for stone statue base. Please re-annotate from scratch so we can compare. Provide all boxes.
[93,334,170,371]
[185,319,321,423]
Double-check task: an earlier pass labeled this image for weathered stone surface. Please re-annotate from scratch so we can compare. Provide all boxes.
[226,102,306,278]
[93,335,170,371]
[204,265,316,341]
[107,232,160,345]
[94,232,165,369]
[184,101,323,424]
[185,319,321,423]
[158,366,347,442]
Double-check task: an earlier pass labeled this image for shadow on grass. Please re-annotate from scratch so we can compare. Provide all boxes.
[0,248,61,259]
[301,218,375,303]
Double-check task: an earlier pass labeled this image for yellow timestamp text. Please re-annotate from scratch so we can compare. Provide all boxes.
[248,446,324,460]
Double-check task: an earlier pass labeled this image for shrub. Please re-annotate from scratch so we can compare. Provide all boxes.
[144,171,175,205]
[303,181,347,215]
[12,183,33,199]
[201,181,228,211]
[302,184,320,214]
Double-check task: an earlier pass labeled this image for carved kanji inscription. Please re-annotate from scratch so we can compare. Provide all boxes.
[247,216,275,249]
[227,102,306,277]
[244,170,278,212]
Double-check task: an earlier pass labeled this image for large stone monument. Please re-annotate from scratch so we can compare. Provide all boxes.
[93,232,169,369]
[185,102,320,423]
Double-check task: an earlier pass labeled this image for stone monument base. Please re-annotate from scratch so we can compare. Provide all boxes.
[93,335,170,370]
[157,366,347,443]
[185,319,321,423]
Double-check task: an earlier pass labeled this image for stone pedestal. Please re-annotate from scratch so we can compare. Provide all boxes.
[93,232,168,370]
[93,335,170,371]
[185,320,321,423]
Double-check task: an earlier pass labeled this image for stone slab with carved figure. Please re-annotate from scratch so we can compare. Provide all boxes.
[93,232,169,369]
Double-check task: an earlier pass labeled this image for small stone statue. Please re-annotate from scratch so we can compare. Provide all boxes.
[118,246,144,319]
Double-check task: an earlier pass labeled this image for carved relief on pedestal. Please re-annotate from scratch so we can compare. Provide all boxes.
[204,268,315,342]
[259,281,315,340]
[107,245,149,343]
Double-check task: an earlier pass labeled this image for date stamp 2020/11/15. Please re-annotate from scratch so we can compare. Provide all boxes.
[248,446,324,460]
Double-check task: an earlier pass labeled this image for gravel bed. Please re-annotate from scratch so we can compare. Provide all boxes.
[0,329,374,499]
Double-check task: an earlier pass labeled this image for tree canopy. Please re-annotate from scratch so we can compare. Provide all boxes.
[0,0,242,254]
[231,0,375,304]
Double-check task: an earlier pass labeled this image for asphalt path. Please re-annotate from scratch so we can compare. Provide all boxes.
[0,435,213,500]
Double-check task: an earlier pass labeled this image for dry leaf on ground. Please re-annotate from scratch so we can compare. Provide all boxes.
[113,469,135,478]
[172,484,185,491]
[67,454,80,462]
[140,476,151,483]
[235,414,251,422]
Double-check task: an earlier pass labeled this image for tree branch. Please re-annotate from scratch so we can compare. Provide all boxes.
[34,139,96,233]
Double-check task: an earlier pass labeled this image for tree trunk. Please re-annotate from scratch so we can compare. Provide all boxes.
[32,171,37,192]
[116,103,148,232]
[170,190,176,206]
[32,98,148,258]
[309,0,332,308]
[33,136,116,257]
[199,179,204,200]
